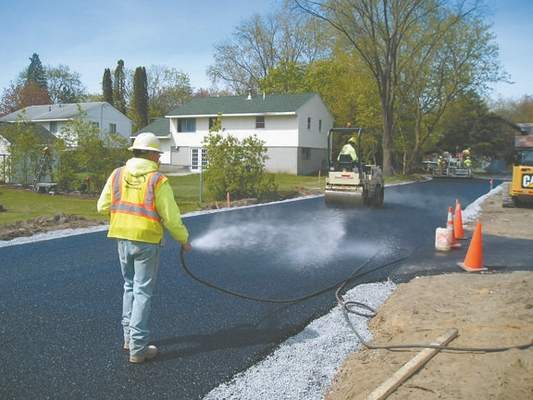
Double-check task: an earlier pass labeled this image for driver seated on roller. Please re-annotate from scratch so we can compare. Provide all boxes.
[337,137,358,171]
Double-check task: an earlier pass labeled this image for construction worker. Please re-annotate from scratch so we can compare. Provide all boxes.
[464,156,472,168]
[337,137,358,163]
[97,132,192,364]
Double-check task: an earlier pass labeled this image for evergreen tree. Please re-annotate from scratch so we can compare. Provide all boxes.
[102,68,113,105]
[132,66,149,129]
[113,60,126,114]
[26,53,48,90]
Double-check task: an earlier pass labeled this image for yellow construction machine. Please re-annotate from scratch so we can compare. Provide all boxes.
[324,128,384,207]
[504,126,533,207]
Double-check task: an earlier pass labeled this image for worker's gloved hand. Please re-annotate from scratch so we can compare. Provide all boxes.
[182,242,192,253]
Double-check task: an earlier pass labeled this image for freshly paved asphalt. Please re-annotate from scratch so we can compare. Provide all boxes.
[1,179,531,399]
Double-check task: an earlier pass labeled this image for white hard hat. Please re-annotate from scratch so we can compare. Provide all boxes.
[129,132,163,153]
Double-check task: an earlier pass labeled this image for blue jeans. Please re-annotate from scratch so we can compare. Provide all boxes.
[117,240,161,357]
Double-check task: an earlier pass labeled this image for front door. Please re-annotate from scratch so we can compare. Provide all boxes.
[191,147,208,172]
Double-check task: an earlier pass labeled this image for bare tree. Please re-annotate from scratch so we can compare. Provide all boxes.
[146,65,192,117]
[208,3,331,94]
[46,64,87,103]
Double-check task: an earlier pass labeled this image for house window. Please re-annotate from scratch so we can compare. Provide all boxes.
[191,147,208,171]
[319,119,322,132]
[301,147,311,160]
[192,148,199,170]
[178,118,196,132]
[256,116,265,129]
[49,121,58,134]
[209,117,216,130]
[91,121,99,128]
[109,123,117,134]
[307,117,311,130]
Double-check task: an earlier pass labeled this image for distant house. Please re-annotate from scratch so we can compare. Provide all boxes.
[134,93,334,175]
[0,121,57,183]
[0,102,132,145]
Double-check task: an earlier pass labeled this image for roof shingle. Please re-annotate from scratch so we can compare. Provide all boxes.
[0,102,109,122]
[166,93,316,117]
[134,117,170,137]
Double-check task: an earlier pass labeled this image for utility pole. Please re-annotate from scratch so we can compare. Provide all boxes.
[199,165,203,205]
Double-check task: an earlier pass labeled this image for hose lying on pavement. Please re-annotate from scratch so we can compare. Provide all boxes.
[180,249,533,353]
[179,247,408,304]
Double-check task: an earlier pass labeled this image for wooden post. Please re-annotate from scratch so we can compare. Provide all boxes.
[226,192,231,208]
[367,329,458,400]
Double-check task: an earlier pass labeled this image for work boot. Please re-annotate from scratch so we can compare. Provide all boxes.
[129,345,158,364]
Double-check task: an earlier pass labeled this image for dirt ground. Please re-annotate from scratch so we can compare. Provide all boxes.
[326,183,533,400]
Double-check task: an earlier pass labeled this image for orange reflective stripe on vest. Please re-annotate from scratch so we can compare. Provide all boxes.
[110,167,164,222]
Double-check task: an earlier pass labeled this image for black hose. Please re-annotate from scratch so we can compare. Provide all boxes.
[180,248,409,304]
[335,275,533,353]
[180,249,532,353]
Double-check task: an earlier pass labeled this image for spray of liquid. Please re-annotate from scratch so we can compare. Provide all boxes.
[192,210,382,267]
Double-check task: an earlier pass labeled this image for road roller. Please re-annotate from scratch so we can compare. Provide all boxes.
[324,128,384,207]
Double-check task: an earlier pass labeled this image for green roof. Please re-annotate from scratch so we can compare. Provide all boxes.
[134,117,170,137]
[0,121,57,144]
[166,93,316,117]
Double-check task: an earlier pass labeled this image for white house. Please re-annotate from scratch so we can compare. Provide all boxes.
[0,121,57,183]
[0,102,132,145]
[135,93,334,175]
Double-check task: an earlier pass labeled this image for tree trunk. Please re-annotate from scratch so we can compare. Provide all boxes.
[405,105,422,174]
[382,101,394,176]
[379,70,395,176]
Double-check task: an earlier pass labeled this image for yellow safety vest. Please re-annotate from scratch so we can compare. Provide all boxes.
[338,144,358,161]
[108,167,166,244]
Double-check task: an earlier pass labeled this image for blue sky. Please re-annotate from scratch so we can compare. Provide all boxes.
[0,0,531,100]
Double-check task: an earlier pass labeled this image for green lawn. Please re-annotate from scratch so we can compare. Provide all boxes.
[166,172,326,210]
[0,173,419,226]
[0,187,106,225]
[384,174,427,184]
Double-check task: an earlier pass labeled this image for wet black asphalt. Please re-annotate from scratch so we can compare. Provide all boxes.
[1,179,531,400]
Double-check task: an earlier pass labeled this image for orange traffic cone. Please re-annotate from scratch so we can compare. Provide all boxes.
[454,199,466,240]
[447,207,461,249]
[457,222,486,272]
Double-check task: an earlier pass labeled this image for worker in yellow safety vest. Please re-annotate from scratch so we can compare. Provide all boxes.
[337,137,358,163]
[97,132,192,364]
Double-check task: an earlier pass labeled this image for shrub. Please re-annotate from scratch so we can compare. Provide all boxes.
[203,132,277,201]
[54,108,129,192]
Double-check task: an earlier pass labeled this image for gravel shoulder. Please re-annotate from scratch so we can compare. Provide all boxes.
[325,183,533,400]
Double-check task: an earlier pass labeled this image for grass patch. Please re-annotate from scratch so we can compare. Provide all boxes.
[384,174,426,184]
[167,172,325,204]
[267,173,324,195]
[0,186,106,225]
